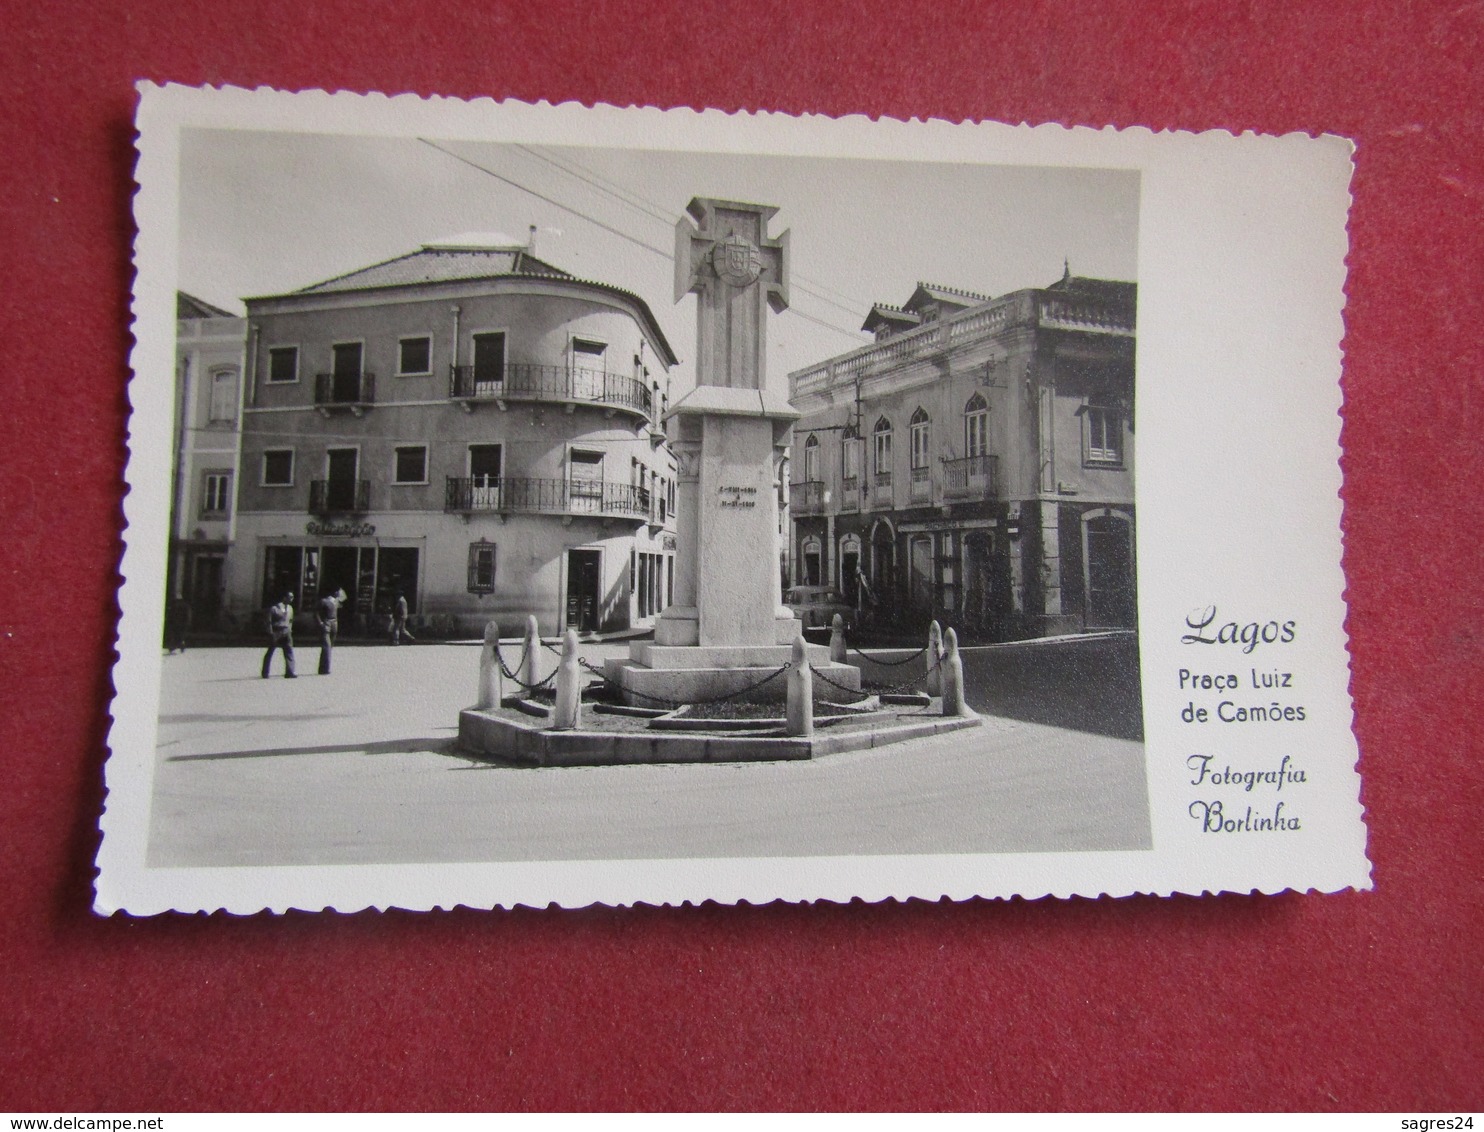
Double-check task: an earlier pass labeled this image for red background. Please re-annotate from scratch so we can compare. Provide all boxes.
[1,0,1481,1112]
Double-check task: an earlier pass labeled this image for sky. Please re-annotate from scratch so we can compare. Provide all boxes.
[178,129,1139,393]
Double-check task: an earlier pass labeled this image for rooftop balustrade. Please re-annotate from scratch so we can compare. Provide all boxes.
[792,287,1134,398]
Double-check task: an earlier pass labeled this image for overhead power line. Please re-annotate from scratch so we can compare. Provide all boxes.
[418,138,867,345]
[515,143,872,320]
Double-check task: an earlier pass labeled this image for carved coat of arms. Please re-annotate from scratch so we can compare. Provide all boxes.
[712,232,763,288]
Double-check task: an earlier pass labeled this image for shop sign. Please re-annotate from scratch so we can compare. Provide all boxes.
[305,520,376,539]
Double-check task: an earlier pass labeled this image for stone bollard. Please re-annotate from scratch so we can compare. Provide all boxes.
[829,614,847,664]
[785,633,814,737]
[925,620,944,697]
[521,614,541,690]
[941,627,967,717]
[552,629,582,731]
[476,621,503,710]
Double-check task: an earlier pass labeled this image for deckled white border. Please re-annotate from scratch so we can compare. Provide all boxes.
[100,85,1369,914]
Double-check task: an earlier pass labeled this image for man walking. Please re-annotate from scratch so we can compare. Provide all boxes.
[316,588,345,674]
[390,590,415,645]
[262,591,297,678]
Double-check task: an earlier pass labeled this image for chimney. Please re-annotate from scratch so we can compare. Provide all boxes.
[528,224,538,257]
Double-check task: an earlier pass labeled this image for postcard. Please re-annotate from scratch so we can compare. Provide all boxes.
[98,85,1368,913]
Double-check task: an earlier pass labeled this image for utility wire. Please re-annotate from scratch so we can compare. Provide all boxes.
[420,138,867,345]
[515,142,872,320]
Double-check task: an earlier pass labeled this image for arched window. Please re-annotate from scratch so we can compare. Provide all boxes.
[964,393,988,458]
[909,407,931,471]
[803,433,820,482]
[873,417,893,485]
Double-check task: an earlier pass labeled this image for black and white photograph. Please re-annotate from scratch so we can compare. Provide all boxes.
[101,88,1367,913]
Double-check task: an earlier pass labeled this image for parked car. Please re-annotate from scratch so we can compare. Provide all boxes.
[784,586,854,631]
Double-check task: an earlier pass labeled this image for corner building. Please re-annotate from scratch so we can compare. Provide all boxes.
[170,293,248,630]
[788,272,1136,642]
[227,234,679,637]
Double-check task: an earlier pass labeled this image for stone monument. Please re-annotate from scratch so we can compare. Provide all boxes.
[607,198,862,705]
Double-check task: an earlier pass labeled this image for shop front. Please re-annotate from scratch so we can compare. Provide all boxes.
[259,522,421,635]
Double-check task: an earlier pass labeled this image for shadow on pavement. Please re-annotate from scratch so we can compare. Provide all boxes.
[167,735,458,762]
[160,712,362,725]
[964,634,1144,742]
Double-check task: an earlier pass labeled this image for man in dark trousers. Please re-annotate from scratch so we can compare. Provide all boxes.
[262,591,297,678]
[316,588,346,674]
[390,590,415,645]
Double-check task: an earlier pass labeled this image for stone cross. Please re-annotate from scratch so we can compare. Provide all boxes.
[656,198,801,648]
[674,199,790,392]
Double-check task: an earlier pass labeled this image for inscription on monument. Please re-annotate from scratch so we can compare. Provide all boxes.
[717,485,759,509]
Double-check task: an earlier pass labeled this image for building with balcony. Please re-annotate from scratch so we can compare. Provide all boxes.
[788,269,1136,641]
[169,292,248,633]
[225,232,679,637]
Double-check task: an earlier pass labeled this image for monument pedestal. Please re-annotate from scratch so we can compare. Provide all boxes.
[609,195,862,708]
[609,389,862,705]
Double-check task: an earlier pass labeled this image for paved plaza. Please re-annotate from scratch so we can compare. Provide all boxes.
[146,636,1151,867]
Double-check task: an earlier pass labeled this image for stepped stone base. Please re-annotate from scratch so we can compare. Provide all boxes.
[605,641,862,707]
[457,704,981,767]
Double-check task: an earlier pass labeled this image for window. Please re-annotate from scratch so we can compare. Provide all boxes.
[569,449,605,510]
[1085,407,1124,466]
[267,346,298,384]
[201,472,231,517]
[467,542,496,594]
[571,339,607,399]
[262,449,294,486]
[468,444,501,508]
[398,336,432,376]
[393,446,428,484]
[471,332,506,390]
[572,338,607,364]
[964,393,989,458]
[909,407,931,470]
[873,417,893,484]
[803,434,820,482]
[208,369,238,424]
[841,435,860,482]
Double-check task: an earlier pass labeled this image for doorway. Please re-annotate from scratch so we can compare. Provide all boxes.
[841,551,860,608]
[376,548,420,618]
[331,342,362,403]
[909,535,933,612]
[472,332,505,395]
[320,546,361,615]
[566,549,602,633]
[189,553,224,626]
[468,444,501,509]
[326,448,359,511]
[1085,512,1136,628]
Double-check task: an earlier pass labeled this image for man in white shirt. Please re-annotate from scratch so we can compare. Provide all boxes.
[261,591,297,678]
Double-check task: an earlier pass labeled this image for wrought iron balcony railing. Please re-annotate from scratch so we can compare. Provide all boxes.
[790,480,826,515]
[444,476,648,520]
[449,363,653,418]
[314,372,376,409]
[941,453,1000,499]
[309,479,371,515]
